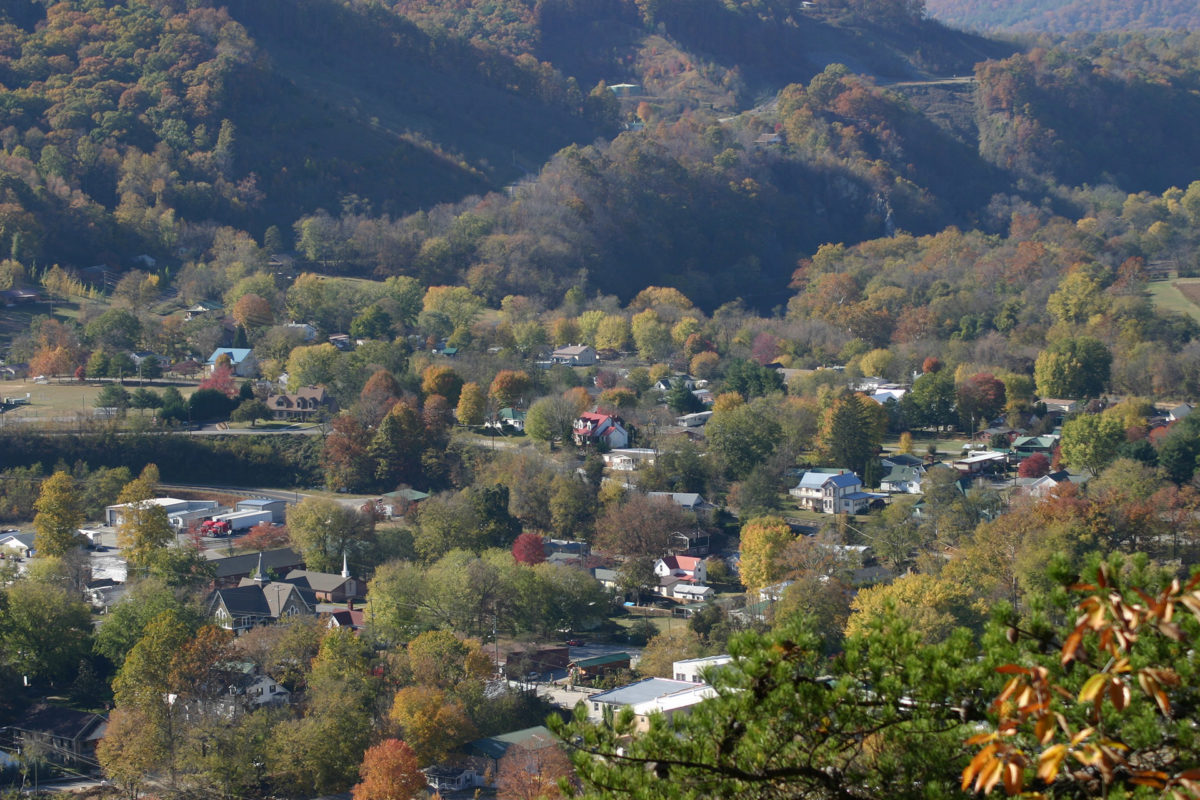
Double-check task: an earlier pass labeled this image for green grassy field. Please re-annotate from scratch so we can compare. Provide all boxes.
[0,378,198,421]
[1148,279,1200,324]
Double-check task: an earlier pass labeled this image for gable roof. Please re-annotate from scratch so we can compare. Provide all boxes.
[660,555,702,571]
[285,569,354,594]
[0,532,36,550]
[211,585,272,617]
[468,725,556,760]
[209,547,304,579]
[8,705,106,741]
[207,348,254,365]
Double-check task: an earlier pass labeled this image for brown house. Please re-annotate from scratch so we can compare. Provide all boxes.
[266,385,338,421]
[504,647,570,678]
[4,705,107,767]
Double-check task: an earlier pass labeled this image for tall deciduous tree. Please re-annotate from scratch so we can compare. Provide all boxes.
[456,381,486,426]
[1059,412,1125,475]
[706,400,781,480]
[595,494,693,557]
[0,578,93,685]
[738,516,793,593]
[352,739,426,800]
[389,686,476,765]
[490,370,532,409]
[33,471,84,557]
[287,497,375,573]
[512,532,547,565]
[1033,336,1111,399]
[496,740,573,800]
[369,401,426,490]
[526,395,581,446]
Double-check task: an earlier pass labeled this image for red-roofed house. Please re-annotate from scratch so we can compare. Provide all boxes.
[573,412,629,448]
[327,606,365,632]
[654,555,707,584]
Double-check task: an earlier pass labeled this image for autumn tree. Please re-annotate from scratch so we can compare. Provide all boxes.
[358,369,403,427]
[422,364,463,405]
[287,497,375,573]
[115,468,175,572]
[1016,453,1051,478]
[956,372,1006,433]
[352,739,426,800]
[1034,336,1111,399]
[33,471,84,557]
[389,686,476,765]
[497,740,573,800]
[513,532,547,565]
[637,629,705,679]
[456,381,486,426]
[594,493,694,557]
[738,516,793,593]
[324,414,375,492]
[844,572,979,643]
[490,370,532,409]
[232,292,273,333]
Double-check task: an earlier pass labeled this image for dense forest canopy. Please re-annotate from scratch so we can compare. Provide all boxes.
[925,0,1200,34]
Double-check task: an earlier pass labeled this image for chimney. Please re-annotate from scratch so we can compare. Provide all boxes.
[347,599,354,612]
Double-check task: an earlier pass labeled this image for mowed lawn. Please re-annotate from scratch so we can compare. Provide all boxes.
[1148,278,1200,324]
[0,379,197,421]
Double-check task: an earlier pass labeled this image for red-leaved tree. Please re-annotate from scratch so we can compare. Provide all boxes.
[237,522,291,552]
[1016,453,1050,478]
[513,532,546,565]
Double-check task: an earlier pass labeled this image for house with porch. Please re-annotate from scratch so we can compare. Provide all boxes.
[789,471,873,514]
[266,385,338,421]
[551,344,598,366]
[574,412,629,448]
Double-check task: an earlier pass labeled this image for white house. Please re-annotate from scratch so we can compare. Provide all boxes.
[206,348,258,377]
[654,555,707,584]
[551,344,597,366]
[672,584,713,602]
[588,678,716,727]
[574,412,629,448]
[0,532,35,559]
[880,465,924,494]
[647,492,713,513]
[789,471,872,514]
[676,411,713,427]
[603,448,657,471]
[673,654,733,683]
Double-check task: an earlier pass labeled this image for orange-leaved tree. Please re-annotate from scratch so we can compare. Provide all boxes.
[963,559,1200,799]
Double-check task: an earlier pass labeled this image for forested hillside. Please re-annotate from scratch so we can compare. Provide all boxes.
[2,0,1200,308]
[926,0,1200,33]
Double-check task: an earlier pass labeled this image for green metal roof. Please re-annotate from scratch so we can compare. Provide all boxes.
[570,652,632,668]
[468,726,556,760]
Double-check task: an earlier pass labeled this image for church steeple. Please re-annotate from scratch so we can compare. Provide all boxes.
[254,551,268,583]
[341,550,350,579]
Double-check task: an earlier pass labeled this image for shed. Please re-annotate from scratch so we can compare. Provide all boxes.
[569,652,632,678]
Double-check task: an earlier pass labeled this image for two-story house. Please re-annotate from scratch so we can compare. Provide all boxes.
[789,471,872,514]
[573,412,629,448]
